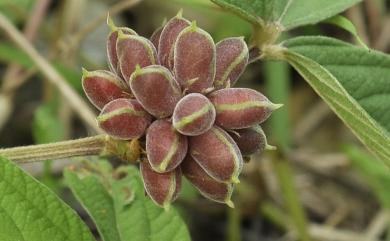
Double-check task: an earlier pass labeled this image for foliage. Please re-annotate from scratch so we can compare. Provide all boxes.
[64,160,191,241]
[0,156,95,241]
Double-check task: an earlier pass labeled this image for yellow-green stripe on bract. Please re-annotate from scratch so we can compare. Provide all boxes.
[173,22,216,93]
[209,88,282,129]
[174,104,211,129]
[97,98,151,140]
[189,126,243,183]
[81,69,131,110]
[214,37,249,88]
[116,32,157,82]
[172,93,216,136]
[140,161,182,209]
[146,119,188,173]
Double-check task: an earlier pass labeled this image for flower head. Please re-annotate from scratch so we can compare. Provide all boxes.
[82,12,281,209]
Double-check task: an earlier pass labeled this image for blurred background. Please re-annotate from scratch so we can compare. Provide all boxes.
[0,0,390,240]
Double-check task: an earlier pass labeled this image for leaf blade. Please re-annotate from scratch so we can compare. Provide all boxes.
[65,162,191,241]
[0,156,95,241]
[284,36,390,133]
[64,168,121,241]
[210,0,361,30]
[282,49,390,165]
[280,0,361,30]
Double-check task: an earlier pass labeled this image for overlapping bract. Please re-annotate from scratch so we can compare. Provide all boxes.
[82,12,281,209]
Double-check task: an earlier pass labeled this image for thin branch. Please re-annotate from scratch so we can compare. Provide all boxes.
[69,0,142,48]
[0,13,101,133]
[0,135,107,163]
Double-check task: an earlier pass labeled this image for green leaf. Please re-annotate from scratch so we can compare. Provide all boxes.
[280,42,390,165]
[64,161,191,241]
[346,146,390,209]
[210,0,361,30]
[284,36,390,133]
[322,15,368,49]
[279,0,361,30]
[0,156,95,241]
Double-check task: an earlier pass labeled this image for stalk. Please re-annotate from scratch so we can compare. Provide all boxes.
[0,135,108,163]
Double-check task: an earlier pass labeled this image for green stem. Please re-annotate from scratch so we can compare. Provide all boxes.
[273,158,311,241]
[0,135,108,163]
[265,60,311,241]
[227,207,241,241]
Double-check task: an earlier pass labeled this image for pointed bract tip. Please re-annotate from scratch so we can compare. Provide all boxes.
[270,103,284,111]
[81,67,89,77]
[231,176,240,184]
[107,14,117,32]
[117,29,126,39]
[226,200,235,208]
[176,8,183,18]
[265,144,277,151]
[134,64,142,75]
[161,17,168,26]
[189,20,197,31]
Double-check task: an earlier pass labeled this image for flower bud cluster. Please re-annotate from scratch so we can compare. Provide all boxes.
[82,11,281,209]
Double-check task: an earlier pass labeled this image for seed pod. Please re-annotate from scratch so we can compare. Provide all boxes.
[150,24,164,50]
[174,22,216,93]
[214,37,249,88]
[106,16,137,76]
[209,88,282,129]
[189,125,243,183]
[97,98,151,140]
[146,119,188,173]
[182,155,234,207]
[129,65,182,118]
[230,125,268,156]
[158,10,190,69]
[82,69,131,110]
[141,161,182,209]
[173,93,215,136]
[116,31,157,82]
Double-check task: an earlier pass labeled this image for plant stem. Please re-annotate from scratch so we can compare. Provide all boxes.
[273,158,311,241]
[0,135,107,163]
[0,13,100,133]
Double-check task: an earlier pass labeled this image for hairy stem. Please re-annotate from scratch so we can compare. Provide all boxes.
[0,135,108,163]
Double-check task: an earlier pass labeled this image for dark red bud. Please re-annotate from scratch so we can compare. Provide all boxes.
[82,69,131,110]
[182,155,234,207]
[208,88,282,129]
[189,125,243,183]
[229,125,270,156]
[150,23,164,50]
[97,98,151,140]
[106,16,137,77]
[158,10,190,70]
[141,161,182,209]
[174,21,216,93]
[214,37,249,88]
[129,65,182,118]
[146,119,188,173]
[116,32,157,82]
[173,93,215,136]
